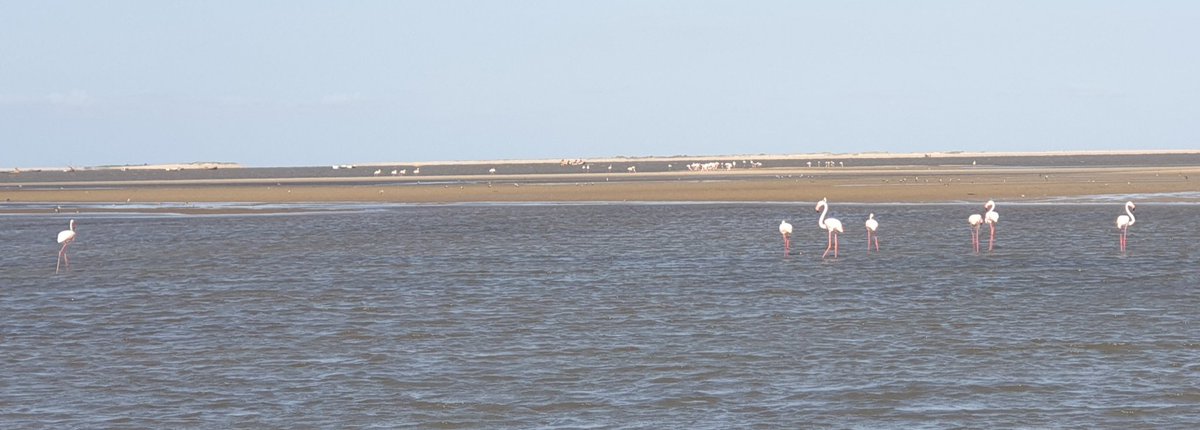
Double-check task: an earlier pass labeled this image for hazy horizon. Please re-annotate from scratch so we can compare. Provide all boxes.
[3,2,1198,167]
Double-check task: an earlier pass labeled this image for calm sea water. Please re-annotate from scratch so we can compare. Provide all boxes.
[2,203,1199,428]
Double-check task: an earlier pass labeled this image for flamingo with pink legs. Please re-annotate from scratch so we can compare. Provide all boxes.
[815,198,843,258]
[865,213,880,252]
[779,220,793,255]
[1116,201,1136,252]
[984,200,999,251]
[56,219,77,274]
[968,212,984,253]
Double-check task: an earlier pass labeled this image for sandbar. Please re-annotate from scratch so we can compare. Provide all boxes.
[2,152,1198,214]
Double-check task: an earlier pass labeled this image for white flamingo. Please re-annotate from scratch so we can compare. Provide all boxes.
[968,212,984,253]
[865,213,880,252]
[56,219,77,274]
[815,198,843,258]
[1116,201,1136,252]
[984,200,999,251]
[779,220,793,255]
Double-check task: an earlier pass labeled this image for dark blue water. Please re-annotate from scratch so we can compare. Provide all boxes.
[2,203,1198,428]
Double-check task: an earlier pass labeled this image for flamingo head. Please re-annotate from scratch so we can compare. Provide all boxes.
[815,198,827,212]
[69,219,76,231]
[868,213,875,219]
[1127,201,1136,212]
[984,200,995,211]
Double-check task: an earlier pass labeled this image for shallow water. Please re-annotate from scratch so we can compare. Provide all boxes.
[2,203,1198,428]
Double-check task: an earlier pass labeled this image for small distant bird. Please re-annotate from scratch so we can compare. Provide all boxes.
[1116,201,1136,252]
[56,219,77,274]
[984,200,999,251]
[373,169,382,175]
[968,212,984,253]
[489,168,496,174]
[779,220,793,255]
[865,213,880,252]
[815,198,843,258]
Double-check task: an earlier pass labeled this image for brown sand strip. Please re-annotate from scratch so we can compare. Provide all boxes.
[2,165,1197,215]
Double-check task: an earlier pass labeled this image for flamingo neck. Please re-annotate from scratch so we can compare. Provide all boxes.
[1126,204,1135,225]
[818,203,828,229]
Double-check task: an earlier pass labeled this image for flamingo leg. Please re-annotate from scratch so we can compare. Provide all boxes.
[823,230,833,258]
[833,232,839,258]
[1120,226,1127,252]
[56,242,69,273]
[867,231,872,252]
[874,235,880,252]
[972,226,980,253]
[988,224,995,252]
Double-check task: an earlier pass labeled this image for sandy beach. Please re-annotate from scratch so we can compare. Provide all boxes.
[2,152,1199,213]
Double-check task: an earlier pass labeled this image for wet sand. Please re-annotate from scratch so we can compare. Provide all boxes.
[2,153,1199,214]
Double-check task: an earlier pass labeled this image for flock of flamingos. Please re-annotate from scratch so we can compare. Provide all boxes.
[779,198,1139,258]
[50,199,1139,273]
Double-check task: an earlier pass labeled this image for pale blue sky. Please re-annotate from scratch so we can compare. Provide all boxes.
[2,1,1197,167]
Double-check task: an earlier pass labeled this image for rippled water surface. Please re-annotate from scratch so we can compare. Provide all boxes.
[3,203,1199,428]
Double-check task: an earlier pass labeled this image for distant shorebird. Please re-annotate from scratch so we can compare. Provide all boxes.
[1116,201,1136,252]
[865,213,880,252]
[815,198,843,258]
[984,200,999,251]
[56,219,76,274]
[779,220,793,255]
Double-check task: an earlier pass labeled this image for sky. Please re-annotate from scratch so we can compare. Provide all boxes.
[2,1,1197,167]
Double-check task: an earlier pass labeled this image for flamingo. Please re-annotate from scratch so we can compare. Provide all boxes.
[984,200,999,251]
[779,220,793,255]
[968,212,984,253]
[1116,201,1136,252]
[865,213,880,252]
[815,198,843,258]
[56,219,76,274]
